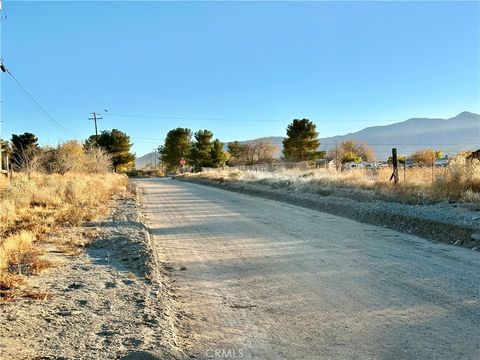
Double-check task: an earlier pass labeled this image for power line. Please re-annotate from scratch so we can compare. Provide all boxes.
[104,112,395,124]
[4,64,77,138]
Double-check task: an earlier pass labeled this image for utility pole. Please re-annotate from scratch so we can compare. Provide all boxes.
[0,1,6,175]
[89,112,102,137]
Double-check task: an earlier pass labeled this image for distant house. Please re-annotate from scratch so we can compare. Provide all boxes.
[343,161,366,170]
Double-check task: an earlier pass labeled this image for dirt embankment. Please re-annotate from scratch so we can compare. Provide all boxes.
[176,176,480,249]
[0,187,182,360]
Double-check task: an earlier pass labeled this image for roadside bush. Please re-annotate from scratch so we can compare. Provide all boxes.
[0,172,128,289]
[12,141,113,175]
[51,141,112,174]
[83,147,112,174]
[432,156,480,201]
[186,159,480,205]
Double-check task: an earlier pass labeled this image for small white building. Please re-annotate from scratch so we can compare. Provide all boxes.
[343,161,366,170]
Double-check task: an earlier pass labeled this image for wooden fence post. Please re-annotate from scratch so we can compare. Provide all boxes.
[389,148,399,185]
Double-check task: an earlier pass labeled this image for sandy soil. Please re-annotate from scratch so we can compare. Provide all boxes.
[0,193,181,360]
[138,178,480,360]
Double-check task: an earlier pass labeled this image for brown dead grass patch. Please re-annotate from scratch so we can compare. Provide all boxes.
[0,289,52,302]
[193,156,480,205]
[0,172,128,294]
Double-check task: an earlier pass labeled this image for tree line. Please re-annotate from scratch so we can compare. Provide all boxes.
[1,129,135,174]
[158,118,383,171]
[159,129,227,171]
[158,119,325,171]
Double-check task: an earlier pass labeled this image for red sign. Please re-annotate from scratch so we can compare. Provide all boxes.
[179,159,186,166]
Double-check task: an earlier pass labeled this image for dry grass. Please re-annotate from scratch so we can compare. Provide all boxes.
[191,156,480,205]
[0,172,128,290]
[0,289,52,302]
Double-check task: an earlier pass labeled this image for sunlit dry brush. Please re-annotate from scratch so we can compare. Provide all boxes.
[0,231,35,289]
[0,172,129,291]
[189,155,480,205]
[432,156,480,203]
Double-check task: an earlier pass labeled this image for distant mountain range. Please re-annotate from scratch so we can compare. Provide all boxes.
[320,111,479,159]
[135,111,479,168]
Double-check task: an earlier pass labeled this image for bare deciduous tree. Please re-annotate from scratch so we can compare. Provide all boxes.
[328,140,376,164]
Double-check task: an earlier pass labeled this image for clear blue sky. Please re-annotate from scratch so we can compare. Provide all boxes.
[1,1,479,156]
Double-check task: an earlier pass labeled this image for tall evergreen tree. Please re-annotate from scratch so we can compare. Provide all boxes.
[158,128,192,171]
[211,139,228,168]
[226,141,247,166]
[86,129,135,172]
[190,129,214,168]
[282,119,322,161]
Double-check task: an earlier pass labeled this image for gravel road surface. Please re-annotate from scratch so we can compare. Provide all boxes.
[138,178,479,360]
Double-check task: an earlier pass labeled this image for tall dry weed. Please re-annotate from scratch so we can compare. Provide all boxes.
[432,157,480,201]
[0,172,128,287]
[190,158,480,205]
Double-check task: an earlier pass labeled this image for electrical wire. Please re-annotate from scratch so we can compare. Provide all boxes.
[104,112,393,123]
[5,67,77,138]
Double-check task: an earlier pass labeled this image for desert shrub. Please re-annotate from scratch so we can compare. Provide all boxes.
[0,172,128,286]
[432,156,480,201]
[49,140,86,174]
[83,147,112,174]
[46,141,112,174]
[0,231,35,272]
[11,141,113,175]
[187,160,480,205]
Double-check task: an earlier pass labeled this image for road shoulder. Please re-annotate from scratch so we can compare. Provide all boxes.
[0,188,182,360]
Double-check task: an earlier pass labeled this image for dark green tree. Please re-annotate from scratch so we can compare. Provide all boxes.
[282,119,322,161]
[11,132,40,168]
[86,129,135,172]
[210,139,228,168]
[190,129,214,169]
[158,128,192,171]
[227,141,244,166]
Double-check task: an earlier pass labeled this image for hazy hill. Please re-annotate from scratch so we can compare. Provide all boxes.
[230,111,479,160]
[135,111,479,167]
[319,111,479,159]
[135,152,160,170]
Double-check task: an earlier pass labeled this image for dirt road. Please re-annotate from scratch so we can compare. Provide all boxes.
[138,178,479,360]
